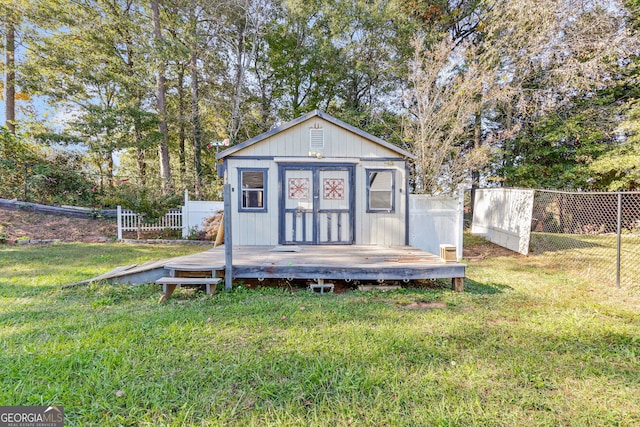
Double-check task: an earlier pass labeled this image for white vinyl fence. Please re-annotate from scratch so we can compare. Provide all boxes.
[471,188,535,255]
[181,192,224,238]
[409,191,465,261]
[117,191,223,240]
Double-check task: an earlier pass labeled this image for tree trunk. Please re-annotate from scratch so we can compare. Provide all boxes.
[229,21,246,144]
[5,17,16,133]
[190,4,202,198]
[470,104,482,217]
[136,148,146,186]
[177,66,186,182]
[501,102,514,180]
[472,106,482,184]
[107,151,115,188]
[152,0,172,194]
[133,93,146,186]
[191,54,202,198]
[96,160,105,194]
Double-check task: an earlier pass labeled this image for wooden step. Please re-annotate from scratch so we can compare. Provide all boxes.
[156,277,221,285]
[156,277,222,302]
[164,264,225,272]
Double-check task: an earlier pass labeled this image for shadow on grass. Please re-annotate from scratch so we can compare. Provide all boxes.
[462,278,512,295]
[412,278,511,296]
[529,232,608,255]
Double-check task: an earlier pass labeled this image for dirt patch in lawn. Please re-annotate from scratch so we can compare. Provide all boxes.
[463,240,522,260]
[401,301,447,310]
[0,207,117,243]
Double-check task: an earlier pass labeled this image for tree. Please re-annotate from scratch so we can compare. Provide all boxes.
[3,6,16,133]
[404,36,488,194]
[151,0,172,193]
[488,0,636,189]
[217,0,274,144]
[587,99,640,191]
[581,0,640,190]
[21,0,160,189]
[403,0,485,45]
[5,0,638,202]
[106,183,181,239]
[1,0,35,133]
[0,127,99,205]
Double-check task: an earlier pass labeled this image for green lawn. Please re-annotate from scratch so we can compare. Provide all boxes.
[529,232,640,287]
[1,241,638,426]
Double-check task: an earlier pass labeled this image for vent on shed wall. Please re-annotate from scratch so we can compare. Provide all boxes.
[309,128,324,151]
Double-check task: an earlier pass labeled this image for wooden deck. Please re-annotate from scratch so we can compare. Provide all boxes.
[96,245,465,291]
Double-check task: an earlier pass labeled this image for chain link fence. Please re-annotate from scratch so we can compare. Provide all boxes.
[529,190,640,287]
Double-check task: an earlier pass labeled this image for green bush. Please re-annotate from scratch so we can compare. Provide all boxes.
[103,184,181,239]
[0,127,99,205]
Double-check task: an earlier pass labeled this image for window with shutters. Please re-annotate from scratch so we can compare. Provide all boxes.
[238,168,268,212]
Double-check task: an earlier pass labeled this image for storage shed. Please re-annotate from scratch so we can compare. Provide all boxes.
[217,110,414,246]
[89,113,466,294]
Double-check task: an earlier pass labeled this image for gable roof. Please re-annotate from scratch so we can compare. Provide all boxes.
[216,110,415,160]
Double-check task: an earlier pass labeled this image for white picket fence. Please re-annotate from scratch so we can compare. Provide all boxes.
[117,191,224,240]
[117,207,184,239]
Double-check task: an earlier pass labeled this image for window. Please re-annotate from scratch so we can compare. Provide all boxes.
[367,169,395,212]
[238,168,267,212]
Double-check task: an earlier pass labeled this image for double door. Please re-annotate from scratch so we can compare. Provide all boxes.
[279,165,354,245]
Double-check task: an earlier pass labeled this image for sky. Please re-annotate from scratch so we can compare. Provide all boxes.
[0,95,73,132]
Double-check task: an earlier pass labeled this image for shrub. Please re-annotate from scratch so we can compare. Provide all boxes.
[103,184,181,239]
[0,127,98,205]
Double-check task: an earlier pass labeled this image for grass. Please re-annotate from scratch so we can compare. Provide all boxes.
[1,240,639,426]
[530,232,640,287]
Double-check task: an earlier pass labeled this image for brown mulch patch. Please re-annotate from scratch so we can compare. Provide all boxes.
[401,301,447,310]
[463,240,522,260]
[0,207,117,243]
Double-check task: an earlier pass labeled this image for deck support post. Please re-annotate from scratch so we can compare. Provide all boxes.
[224,184,233,290]
[452,277,464,292]
[159,284,178,303]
